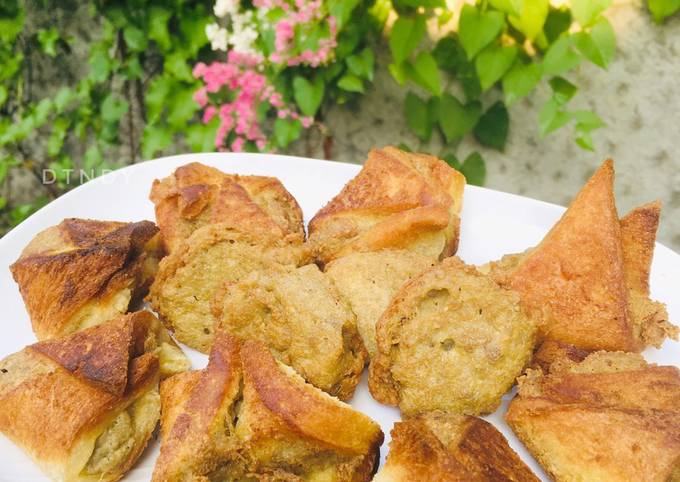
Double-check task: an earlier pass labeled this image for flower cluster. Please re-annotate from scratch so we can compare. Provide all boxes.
[196,0,338,151]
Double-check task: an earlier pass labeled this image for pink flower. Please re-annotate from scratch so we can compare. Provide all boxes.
[203,106,217,123]
[193,87,208,107]
[231,137,245,152]
[301,116,313,128]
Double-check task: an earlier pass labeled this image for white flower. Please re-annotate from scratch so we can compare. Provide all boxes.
[229,12,259,55]
[214,0,239,18]
[205,22,229,51]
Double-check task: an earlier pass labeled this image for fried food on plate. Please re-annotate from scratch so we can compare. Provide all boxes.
[506,351,680,482]
[374,411,539,482]
[152,333,383,482]
[369,257,536,415]
[10,218,162,340]
[0,311,187,482]
[148,224,308,353]
[308,146,465,265]
[325,249,436,358]
[490,160,677,352]
[213,264,367,400]
[150,162,304,253]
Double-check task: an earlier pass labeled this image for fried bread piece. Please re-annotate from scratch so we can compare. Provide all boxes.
[308,147,465,265]
[148,224,308,353]
[374,412,539,482]
[506,351,680,482]
[213,264,367,400]
[369,257,536,415]
[152,333,383,482]
[10,218,162,340]
[0,311,187,482]
[494,160,676,352]
[325,250,436,358]
[150,162,304,253]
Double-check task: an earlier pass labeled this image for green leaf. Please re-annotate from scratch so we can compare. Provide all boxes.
[167,87,199,128]
[572,110,606,130]
[442,153,461,170]
[389,15,426,64]
[273,118,302,148]
[539,98,571,136]
[148,6,172,51]
[123,25,147,52]
[544,7,573,43]
[346,48,375,81]
[458,5,505,59]
[38,27,60,57]
[54,88,75,113]
[47,117,69,156]
[142,125,172,159]
[389,62,408,85]
[549,76,577,105]
[489,0,522,15]
[432,35,467,73]
[101,94,129,123]
[328,0,360,28]
[476,44,518,91]
[0,86,7,109]
[146,76,171,123]
[394,0,445,7]
[293,76,325,117]
[571,0,612,26]
[337,74,364,93]
[438,93,481,143]
[407,51,442,96]
[648,0,680,22]
[179,12,210,56]
[543,35,581,75]
[460,151,486,185]
[88,50,111,83]
[503,61,542,104]
[574,18,616,69]
[474,101,509,150]
[0,197,6,210]
[509,0,549,40]
[186,116,220,152]
[164,51,194,82]
[83,145,104,171]
[404,91,433,142]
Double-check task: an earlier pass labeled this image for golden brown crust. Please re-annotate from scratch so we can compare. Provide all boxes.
[529,340,590,374]
[375,412,539,482]
[504,160,636,352]
[10,218,160,340]
[369,257,536,415]
[214,264,367,400]
[148,223,309,353]
[150,162,305,253]
[506,351,680,482]
[153,333,383,482]
[308,147,465,264]
[0,314,163,481]
[620,201,678,348]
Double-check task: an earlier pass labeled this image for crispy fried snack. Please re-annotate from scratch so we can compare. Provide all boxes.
[10,218,162,340]
[325,249,436,358]
[150,162,305,253]
[213,264,367,400]
[374,412,539,482]
[506,351,680,482]
[308,147,465,265]
[369,257,536,415]
[152,333,383,482]
[0,311,187,482]
[148,224,309,353]
[492,160,677,352]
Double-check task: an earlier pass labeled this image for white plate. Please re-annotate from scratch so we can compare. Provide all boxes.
[1,153,679,481]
